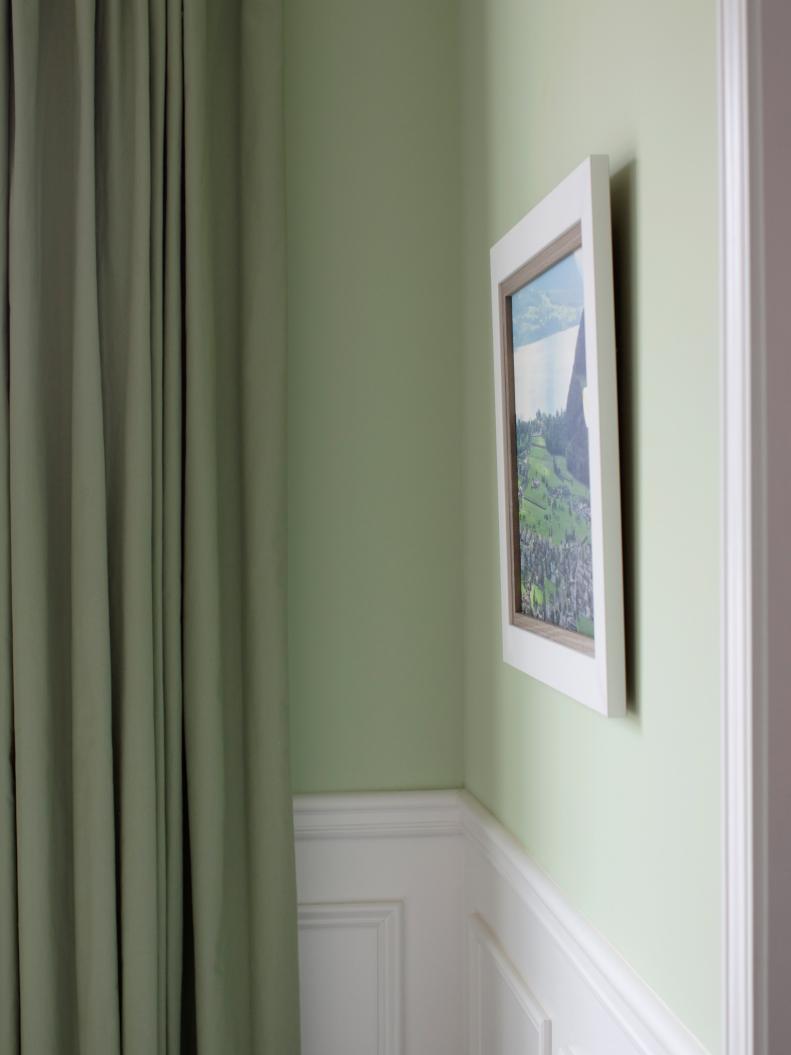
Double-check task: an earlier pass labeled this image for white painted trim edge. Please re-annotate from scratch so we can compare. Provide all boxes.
[719,0,759,1052]
[461,791,709,1055]
[293,790,464,839]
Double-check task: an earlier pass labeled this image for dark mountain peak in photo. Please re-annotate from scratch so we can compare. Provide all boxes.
[564,313,590,486]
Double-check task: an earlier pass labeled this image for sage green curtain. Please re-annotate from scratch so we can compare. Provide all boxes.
[0,2,300,1053]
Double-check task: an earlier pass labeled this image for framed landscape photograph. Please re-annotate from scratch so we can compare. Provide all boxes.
[490,156,626,716]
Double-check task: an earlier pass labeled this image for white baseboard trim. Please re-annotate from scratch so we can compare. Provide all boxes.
[293,789,710,1055]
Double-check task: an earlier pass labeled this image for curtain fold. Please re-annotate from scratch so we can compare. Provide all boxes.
[0,2,300,1053]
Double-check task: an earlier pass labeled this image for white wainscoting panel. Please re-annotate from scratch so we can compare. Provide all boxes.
[298,901,403,1055]
[468,912,551,1055]
[294,790,711,1055]
[294,792,465,1055]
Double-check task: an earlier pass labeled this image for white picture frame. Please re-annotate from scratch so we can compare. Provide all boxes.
[490,155,626,716]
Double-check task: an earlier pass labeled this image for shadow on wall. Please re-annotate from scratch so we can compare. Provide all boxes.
[610,158,639,716]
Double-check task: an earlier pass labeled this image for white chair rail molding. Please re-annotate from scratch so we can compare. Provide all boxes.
[293,790,709,1055]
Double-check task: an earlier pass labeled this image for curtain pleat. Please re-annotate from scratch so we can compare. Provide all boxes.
[0,2,299,1053]
[0,4,15,1050]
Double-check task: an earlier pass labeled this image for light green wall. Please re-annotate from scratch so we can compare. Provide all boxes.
[286,0,721,1047]
[285,0,464,791]
[459,0,721,1049]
